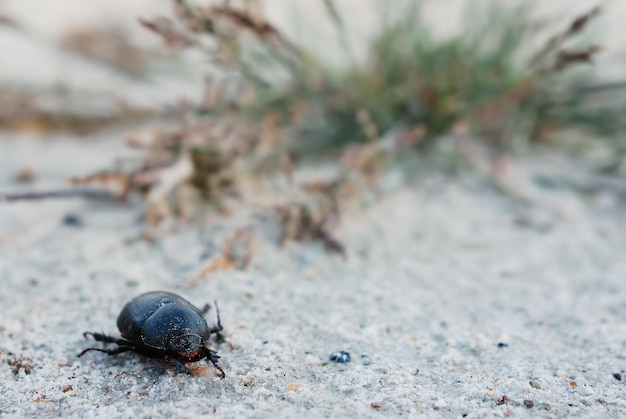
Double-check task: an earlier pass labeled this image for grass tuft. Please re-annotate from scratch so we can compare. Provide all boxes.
[4,1,623,257]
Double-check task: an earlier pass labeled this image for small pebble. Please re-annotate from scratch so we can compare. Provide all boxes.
[329,351,351,363]
[524,400,534,408]
[434,398,447,409]
[62,214,83,227]
[305,355,322,366]
[577,386,591,396]
[612,373,621,381]
[285,383,301,392]
[530,380,542,389]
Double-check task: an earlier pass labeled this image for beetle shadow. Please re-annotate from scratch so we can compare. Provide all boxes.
[82,353,178,378]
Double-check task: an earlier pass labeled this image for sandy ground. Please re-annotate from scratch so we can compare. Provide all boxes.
[1,1,626,418]
[1,136,625,418]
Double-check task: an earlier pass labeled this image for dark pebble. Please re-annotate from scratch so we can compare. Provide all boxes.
[613,373,622,381]
[524,400,534,408]
[497,342,508,348]
[329,351,351,363]
[62,214,83,227]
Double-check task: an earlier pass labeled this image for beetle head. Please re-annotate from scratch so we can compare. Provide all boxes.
[170,333,204,358]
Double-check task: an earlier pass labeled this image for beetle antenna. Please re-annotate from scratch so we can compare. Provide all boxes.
[208,300,223,334]
[215,301,222,328]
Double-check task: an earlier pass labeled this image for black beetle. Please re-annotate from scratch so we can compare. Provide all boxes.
[79,291,225,378]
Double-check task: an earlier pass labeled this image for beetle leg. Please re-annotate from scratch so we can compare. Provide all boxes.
[83,332,133,346]
[83,331,116,342]
[78,345,135,357]
[79,333,137,357]
[207,301,224,335]
[164,355,190,374]
[205,348,225,379]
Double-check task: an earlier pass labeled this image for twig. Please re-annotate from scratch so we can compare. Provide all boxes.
[527,6,601,73]
[188,227,255,286]
[145,154,194,223]
[0,188,115,203]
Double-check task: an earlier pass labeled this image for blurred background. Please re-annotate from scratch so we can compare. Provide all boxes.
[1,0,624,228]
[1,0,626,265]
